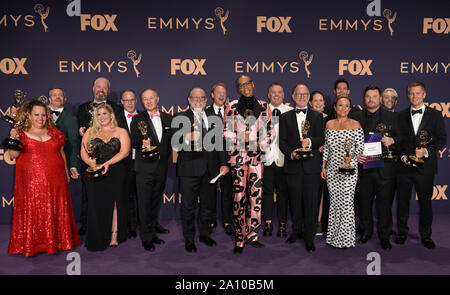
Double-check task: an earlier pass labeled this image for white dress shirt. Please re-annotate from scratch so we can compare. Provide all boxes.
[213,104,225,118]
[50,107,64,122]
[125,110,138,159]
[265,103,293,167]
[148,110,163,142]
[410,104,426,135]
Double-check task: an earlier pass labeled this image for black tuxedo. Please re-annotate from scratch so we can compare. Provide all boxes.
[395,106,446,239]
[130,111,172,243]
[173,109,227,242]
[350,108,400,241]
[205,105,233,225]
[116,110,138,234]
[279,108,325,243]
[76,99,123,229]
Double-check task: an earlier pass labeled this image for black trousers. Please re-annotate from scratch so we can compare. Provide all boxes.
[317,177,330,234]
[135,166,167,243]
[285,172,321,243]
[179,171,216,242]
[211,172,233,225]
[262,164,289,224]
[356,171,395,241]
[396,172,434,239]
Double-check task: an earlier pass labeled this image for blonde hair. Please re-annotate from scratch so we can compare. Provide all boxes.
[382,88,398,99]
[15,99,55,131]
[87,103,117,141]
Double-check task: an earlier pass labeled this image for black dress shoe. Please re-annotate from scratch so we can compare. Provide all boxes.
[358,235,371,244]
[185,241,197,252]
[277,223,287,237]
[199,236,217,247]
[394,235,407,245]
[128,230,137,239]
[286,233,299,244]
[246,240,264,248]
[421,238,436,249]
[263,223,273,237]
[78,226,86,236]
[305,241,316,252]
[224,224,234,235]
[380,240,392,250]
[142,241,155,251]
[233,246,244,254]
[155,223,170,234]
[152,236,165,244]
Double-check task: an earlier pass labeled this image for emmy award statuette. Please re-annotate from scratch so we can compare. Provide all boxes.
[137,121,159,159]
[406,130,432,168]
[376,123,396,159]
[2,90,27,151]
[84,140,105,178]
[338,138,356,175]
[295,120,313,158]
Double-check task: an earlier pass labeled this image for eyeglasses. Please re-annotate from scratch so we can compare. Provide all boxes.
[238,80,253,89]
[189,96,206,100]
[294,93,310,97]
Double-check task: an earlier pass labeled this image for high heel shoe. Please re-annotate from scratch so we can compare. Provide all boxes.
[110,231,118,248]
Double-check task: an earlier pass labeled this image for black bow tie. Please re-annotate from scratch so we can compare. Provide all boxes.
[296,108,307,114]
[411,109,423,116]
[50,110,61,116]
[272,108,281,117]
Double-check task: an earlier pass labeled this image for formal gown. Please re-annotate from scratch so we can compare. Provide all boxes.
[8,126,80,256]
[323,128,364,248]
[85,137,128,251]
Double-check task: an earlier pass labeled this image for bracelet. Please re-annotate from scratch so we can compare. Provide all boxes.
[321,165,326,169]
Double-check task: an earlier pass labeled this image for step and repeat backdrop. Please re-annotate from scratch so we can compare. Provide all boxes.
[0,0,449,223]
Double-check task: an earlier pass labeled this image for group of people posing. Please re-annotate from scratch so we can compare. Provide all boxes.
[6,75,446,257]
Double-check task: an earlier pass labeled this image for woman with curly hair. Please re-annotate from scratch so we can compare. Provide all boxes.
[80,103,130,251]
[7,99,80,256]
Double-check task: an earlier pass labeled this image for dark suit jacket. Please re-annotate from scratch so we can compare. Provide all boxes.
[396,106,446,175]
[130,111,173,174]
[77,99,123,130]
[279,108,325,175]
[205,104,229,161]
[350,108,400,179]
[55,108,79,169]
[173,109,227,177]
[116,109,136,168]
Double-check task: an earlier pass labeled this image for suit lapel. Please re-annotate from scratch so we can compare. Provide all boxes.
[417,106,431,134]
[292,110,301,140]
[145,111,161,145]
[404,108,415,136]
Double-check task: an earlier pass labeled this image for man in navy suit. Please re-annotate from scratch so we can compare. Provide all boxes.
[395,82,446,249]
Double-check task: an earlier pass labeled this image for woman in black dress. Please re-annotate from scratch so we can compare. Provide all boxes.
[80,103,130,251]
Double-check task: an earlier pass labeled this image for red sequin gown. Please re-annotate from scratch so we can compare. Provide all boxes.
[8,126,81,256]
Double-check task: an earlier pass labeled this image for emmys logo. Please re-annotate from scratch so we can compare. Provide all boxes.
[319,0,396,36]
[438,147,450,158]
[299,51,313,78]
[127,50,142,78]
[160,105,190,116]
[339,59,373,76]
[0,58,28,75]
[163,193,182,204]
[423,18,450,34]
[416,185,448,201]
[0,3,49,32]
[235,50,313,78]
[256,16,292,33]
[80,14,118,31]
[215,7,229,35]
[2,196,14,208]
[170,59,207,75]
[147,7,229,35]
[400,62,450,74]
[424,102,450,118]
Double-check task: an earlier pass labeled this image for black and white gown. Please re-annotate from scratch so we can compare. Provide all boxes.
[323,128,364,248]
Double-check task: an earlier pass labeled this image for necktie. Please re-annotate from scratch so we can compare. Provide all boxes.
[127,113,137,118]
[272,108,281,117]
[50,110,61,116]
[150,111,160,119]
[217,108,223,119]
[411,109,423,116]
[296,108,307,114]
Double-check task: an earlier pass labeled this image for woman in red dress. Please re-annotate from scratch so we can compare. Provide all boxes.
[7,99,80,257]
